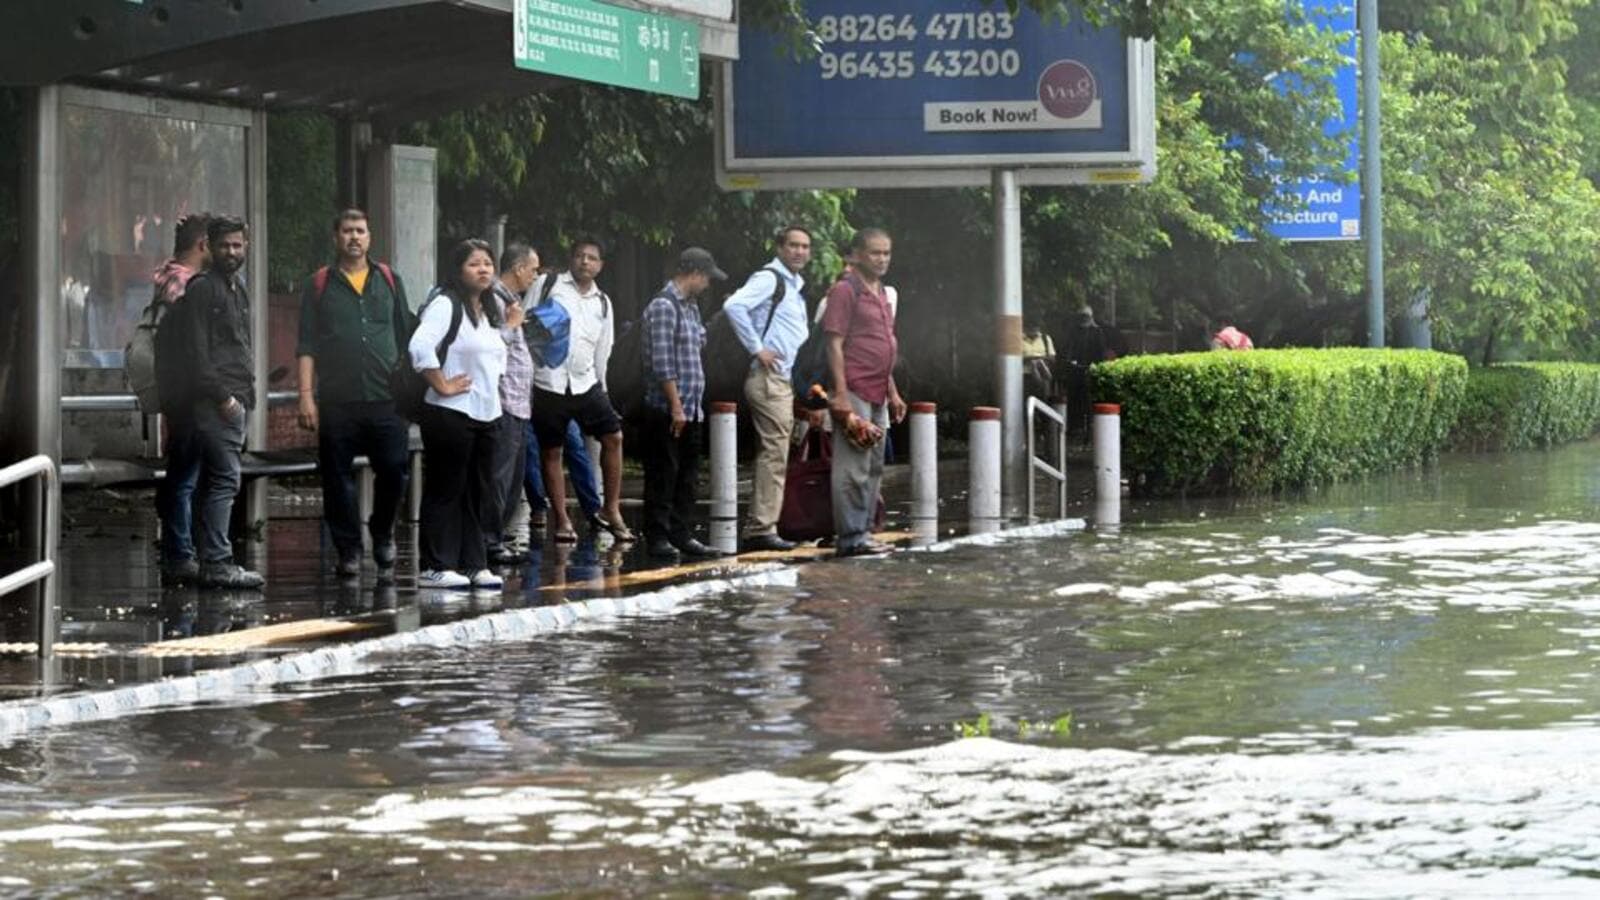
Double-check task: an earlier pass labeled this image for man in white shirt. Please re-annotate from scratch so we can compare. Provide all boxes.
[528,235,633,543]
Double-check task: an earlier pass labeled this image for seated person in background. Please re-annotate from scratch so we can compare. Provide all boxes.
[1021,320,1056,399]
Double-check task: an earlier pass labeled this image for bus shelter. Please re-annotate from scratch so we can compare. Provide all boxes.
[0,0,738,656]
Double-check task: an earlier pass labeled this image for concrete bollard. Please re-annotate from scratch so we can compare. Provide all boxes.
[1093,402,1121,528]
[708,401,739,554]
[910,402,938,522]
[968,406,1002,532]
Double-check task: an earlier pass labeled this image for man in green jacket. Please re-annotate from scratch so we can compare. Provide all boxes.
[295,208,412,583]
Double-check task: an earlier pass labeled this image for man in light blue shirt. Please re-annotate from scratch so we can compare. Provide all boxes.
[723,225,813,551]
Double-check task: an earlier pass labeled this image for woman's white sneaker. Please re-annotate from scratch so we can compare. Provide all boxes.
[469,569,504,589]
[418,569,471,589]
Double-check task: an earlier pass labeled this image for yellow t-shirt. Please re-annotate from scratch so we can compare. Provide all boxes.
[346,266,369,296]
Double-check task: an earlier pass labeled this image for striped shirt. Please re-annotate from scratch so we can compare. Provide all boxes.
[491,280,534,419]
[643,281,707,421]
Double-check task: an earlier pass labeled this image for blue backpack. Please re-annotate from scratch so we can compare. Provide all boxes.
[524,272,573,368]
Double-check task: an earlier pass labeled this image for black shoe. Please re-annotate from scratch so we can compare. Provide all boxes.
[835,540,893,559]
[741,533,796,553]
[646,538,682,560]
[487,543,528,565]
[160,558,200,587]
[675,538,730,560]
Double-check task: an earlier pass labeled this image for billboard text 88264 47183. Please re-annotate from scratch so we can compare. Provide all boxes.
[716,2,1156,190]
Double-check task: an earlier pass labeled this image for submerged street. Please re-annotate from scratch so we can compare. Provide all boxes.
[2,442,1598,895]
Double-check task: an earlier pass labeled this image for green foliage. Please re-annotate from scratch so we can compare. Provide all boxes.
[1092,349,1468,495]
[265,111,335,293]
[1450,363,1600,451]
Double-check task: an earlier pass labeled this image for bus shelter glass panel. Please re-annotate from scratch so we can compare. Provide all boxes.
[58,96,247,370]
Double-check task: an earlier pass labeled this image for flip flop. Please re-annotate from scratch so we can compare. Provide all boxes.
[552,525,578,544]
[594,516,636,543]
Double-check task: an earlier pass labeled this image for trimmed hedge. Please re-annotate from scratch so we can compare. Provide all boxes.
[1091,349,1467,495]
[1450,363,1600,451]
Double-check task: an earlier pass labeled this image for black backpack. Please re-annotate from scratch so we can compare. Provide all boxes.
[702,267,787,403]
[390,290,463,423]
[606,287,670,420]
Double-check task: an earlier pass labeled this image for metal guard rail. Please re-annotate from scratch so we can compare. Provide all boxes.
[62,390,299,412]
[0,455,59,658]
[1025,396,1068,522]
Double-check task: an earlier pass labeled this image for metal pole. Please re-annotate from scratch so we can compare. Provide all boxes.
[21,85,62,665]
[1093,403,1122,529]
[992,169,1025,516]
[1361,0,1385,348]
[244,108,271,552]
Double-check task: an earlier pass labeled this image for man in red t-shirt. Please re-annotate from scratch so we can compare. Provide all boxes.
[823,228,907,557]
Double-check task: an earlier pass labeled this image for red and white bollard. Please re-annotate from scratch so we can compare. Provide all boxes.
[708,401,739,554]
[969,406,1002,534]
[910,401,938,545]
[1093,402,1121,528]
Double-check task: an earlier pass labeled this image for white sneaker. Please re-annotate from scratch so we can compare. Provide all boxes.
[418,569,471,589]
[469,569,504,589]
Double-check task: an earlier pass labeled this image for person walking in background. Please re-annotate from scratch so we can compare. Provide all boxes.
[483,241,537,565]
[824,228,906,558]
[640,248,730,561]
[411,239,507,590]
[295,209,412,583]
[527,236,633,545]
[151,212,211,586]
[724,225,812,553]
[158,215,264,589]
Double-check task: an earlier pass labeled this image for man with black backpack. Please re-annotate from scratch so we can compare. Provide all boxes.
[143,212,211,586]
[156,215,263,589]
[721,226,813,552]
[295,208,413,583]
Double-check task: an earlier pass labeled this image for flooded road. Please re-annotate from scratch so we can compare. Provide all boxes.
[2,443,1600,896]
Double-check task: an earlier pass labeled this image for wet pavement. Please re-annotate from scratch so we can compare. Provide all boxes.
[0,442,1598,894]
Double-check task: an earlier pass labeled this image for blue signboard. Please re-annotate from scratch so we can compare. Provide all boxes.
[718,0,1155,189]
[1262,1,1361,241]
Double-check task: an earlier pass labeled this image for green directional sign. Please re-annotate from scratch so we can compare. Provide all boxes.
[514,0,702,99]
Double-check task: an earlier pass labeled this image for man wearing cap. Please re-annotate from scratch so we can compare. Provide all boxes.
[639,248,730,560]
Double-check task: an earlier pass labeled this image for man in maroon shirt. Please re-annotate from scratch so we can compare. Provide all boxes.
[823,228,907,557]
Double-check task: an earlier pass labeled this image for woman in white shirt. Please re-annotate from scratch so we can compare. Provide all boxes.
[410,238,511,590]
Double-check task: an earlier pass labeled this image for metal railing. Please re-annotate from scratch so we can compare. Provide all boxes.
[1025,397,1068,522]
[0,455,60,658]
[62,390,299,412]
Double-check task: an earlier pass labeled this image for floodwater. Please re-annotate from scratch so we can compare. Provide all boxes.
[3,443,1600,896]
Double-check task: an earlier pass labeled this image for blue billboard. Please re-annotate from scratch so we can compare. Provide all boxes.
[1261,0,1361,241]
[718,0,1155,189]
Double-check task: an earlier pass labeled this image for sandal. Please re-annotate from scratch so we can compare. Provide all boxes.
[593,514,636,543]
[551,524,579,544]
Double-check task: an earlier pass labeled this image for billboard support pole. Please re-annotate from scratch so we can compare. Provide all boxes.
[993,168,1025,519]
[1361,0,1385,347]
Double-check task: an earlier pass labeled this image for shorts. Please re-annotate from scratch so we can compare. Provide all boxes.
[530,384,622,448]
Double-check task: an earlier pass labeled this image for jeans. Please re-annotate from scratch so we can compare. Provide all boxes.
[318,400,411,558]
[190,400,247,564]
[486,414,528,545]
[639,408,702,545]
[830,392,888,552]
[156,419,201,564]
[523,419,600,516]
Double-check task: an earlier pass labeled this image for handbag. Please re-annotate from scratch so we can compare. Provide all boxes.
[777,428,887,542]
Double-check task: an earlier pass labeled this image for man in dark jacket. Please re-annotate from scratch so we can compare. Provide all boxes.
[159,215,263,589]
[295,209,412,582]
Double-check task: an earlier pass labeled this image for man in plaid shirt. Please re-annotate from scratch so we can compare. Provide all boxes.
[640,247,730,560]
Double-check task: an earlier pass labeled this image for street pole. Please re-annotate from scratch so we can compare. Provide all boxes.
[992,169,1025,517]
[1360,0,1385,348]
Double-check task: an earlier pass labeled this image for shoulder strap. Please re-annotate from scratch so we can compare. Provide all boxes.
[537,272,558,304]
[758,267,786,341]
[374,261,397,293]
[437,295,466,365]
[312,266,330,301]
